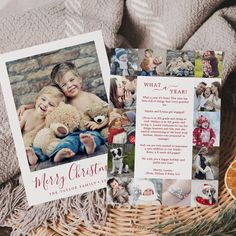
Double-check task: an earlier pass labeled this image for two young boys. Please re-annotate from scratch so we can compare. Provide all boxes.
[20,62,107,165]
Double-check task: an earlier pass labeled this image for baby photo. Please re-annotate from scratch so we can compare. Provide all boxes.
[194,51,223,78]
[129,178,162,206]
[166,50,195,77]
[108,108,136,145]
[110,48,139,76]
[192,147,219,180]
[5,41,108,172]
[110,75,137,110]
[193,111,220,150]
[107,177,162,206]
[194,78,221,112]
[107,177,131,205]
[191,180,218,207]
[108,144,135,178]
[137,48,166,76]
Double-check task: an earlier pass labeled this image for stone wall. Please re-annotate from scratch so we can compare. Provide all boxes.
[6,41,108,109]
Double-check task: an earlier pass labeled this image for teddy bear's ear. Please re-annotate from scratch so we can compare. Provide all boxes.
[103,103,109,108]
[59,101,65,106]
[85,106,92,112]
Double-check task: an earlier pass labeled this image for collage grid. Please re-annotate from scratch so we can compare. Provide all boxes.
[107,48,222,207]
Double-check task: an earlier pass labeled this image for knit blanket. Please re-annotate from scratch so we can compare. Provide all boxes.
[0,0,236,235]
[0,0,124,235]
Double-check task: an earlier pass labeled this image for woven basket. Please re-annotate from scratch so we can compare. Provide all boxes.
[12,79,236,235]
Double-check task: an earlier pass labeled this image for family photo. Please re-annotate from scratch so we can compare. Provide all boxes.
[194,51,223,78]
[108,108,136,145]
[194,79,221,112]
[166,50,195,77]
[110,75,137,110]
[192,147,219,180]
[6,41,109,172]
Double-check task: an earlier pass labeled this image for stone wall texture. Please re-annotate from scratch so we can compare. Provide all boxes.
[6,41,108,109]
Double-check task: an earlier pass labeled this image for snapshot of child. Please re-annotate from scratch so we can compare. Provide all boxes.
[166,52,194,77]
[108,109,136,145]
[110,48,134,76]
[202,51,219,78]
[20,86,65,165]
[107,178,129,204]
[193,147,214,180]
[193,115,216,150]
[139,49,163,76]
[135,180,161,205]
[108,117,127,144]
[19,62,108,167]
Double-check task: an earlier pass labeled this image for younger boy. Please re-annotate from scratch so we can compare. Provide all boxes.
[20,85,65,165]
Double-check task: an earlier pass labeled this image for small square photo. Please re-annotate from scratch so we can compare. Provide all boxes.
[166,50,195,77]
[194,51,223,78]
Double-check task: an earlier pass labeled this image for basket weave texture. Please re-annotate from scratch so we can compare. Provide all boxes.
[19,83,236,235]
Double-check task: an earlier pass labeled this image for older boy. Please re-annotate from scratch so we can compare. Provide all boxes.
[48,62,107,161]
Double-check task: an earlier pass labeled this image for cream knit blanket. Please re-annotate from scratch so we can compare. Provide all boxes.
[0,0,236,235]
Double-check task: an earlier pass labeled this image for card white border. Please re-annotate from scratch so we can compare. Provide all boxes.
[0,31,110,205]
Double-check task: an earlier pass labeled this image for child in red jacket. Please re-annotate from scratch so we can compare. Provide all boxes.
[193,115,215,149]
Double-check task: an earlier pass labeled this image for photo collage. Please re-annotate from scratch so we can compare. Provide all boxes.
[107,48,222,207]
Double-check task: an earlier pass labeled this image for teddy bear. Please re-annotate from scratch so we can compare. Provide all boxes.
[83,101,109,138]
[33,102,85,156]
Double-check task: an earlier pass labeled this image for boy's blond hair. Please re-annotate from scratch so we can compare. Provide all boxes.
[36,85,66,102]
[51,62,80,85]
[145,49,153,55]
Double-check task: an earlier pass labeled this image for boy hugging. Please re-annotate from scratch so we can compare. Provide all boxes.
[21,86,65,165]
[140,49,163,76]
[20,62,108,165]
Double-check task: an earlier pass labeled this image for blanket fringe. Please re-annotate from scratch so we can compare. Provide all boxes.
[0,178,106,235]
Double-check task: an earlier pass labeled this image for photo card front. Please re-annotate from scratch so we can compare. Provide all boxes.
[0,31,110,206]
